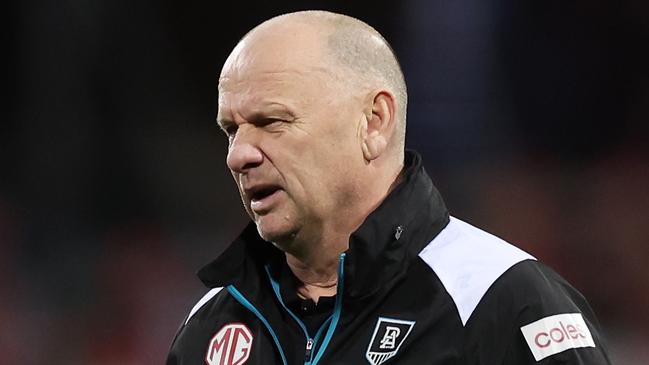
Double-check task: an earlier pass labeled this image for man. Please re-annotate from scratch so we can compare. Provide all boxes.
[167,10,612,365]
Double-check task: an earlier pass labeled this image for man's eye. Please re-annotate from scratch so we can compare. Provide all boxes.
[260,118,286,130]
[260,118,281,125]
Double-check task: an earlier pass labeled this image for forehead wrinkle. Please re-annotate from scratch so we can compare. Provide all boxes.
[219,65,337,111]
[220,63,334,86]
[242,100,297,119]
[218,90,296,121]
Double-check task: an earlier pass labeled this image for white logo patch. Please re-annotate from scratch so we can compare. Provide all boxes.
[366,317,415,365]
[205,323,253,365]
[520,313,595,361]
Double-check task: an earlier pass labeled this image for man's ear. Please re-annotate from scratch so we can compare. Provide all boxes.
[362,90,397,161]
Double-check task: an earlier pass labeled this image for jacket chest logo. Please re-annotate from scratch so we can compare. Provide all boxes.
[205,323,253,365]
[365,317,415,365]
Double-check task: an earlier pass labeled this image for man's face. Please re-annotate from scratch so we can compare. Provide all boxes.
[217,26,367,247]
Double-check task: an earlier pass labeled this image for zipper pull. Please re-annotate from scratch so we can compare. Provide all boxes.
[395,225,404,240]
[305,338,314,361]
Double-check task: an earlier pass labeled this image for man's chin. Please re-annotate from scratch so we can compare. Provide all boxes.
[254,219,298,245]
[257,223,294,242]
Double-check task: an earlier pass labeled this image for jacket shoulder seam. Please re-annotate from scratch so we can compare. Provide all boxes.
[184,287,224,325]
[418,216,535,325]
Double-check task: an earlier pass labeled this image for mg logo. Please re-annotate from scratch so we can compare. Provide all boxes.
[205,323,253,365]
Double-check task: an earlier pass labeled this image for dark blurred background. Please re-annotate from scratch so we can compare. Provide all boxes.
[5,0,648,364]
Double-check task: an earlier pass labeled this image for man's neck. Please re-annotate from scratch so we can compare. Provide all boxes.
[285,249,341,304]
[282,161,405,303]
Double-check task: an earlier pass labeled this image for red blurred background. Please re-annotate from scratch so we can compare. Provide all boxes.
[5,0,648,364]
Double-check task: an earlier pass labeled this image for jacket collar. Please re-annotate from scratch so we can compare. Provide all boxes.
[197,150,449,299]
[342,150,449,300]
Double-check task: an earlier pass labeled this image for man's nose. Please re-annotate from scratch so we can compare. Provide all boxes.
[226,128,263,173]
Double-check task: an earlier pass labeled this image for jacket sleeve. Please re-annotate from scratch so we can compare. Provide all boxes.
[464,260,613,364]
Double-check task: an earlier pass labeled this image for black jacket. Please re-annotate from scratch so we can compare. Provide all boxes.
[167,152,612,365]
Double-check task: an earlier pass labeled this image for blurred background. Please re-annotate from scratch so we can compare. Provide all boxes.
[5,0,648,364]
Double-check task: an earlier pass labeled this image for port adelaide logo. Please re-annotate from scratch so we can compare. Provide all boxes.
[365,317,415,365]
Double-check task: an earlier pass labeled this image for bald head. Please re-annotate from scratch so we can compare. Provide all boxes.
[218,11,409,251]
[220,10,408,148]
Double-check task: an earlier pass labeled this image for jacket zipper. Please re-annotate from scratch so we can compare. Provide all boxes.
[310,253,345,365]
[265,252,346,365]
[265,265,324,364]
[305,338,314,361]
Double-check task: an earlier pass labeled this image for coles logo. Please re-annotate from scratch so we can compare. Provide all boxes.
[520,313,595,361]
[205,323,253,365]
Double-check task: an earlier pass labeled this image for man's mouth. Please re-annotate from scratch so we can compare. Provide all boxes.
[250,186,278,201]
[246,185,282,213]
